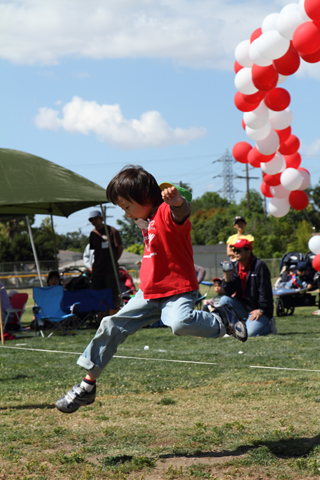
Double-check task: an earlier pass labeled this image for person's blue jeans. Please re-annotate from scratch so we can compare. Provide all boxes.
[219,295,271,337]
[77,289,225,378]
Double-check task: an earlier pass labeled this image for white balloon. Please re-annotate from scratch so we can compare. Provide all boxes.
[281,168,303,190]
[234,67,258,95]
[261,152,286,174]
[249,40,273,66]
[269,108,293,130]
[256,30,290,60]
[246,122,271,141]
[235,39,253,67]
[299,0,311,21]
[270,184,291,198]
[308,235,320,255]
[269,197,290,217]
[256,130,280,155]
[277,74,288,85]
[281,3,299,13]
[298,169,311,190]
[277,8,304,40]
[262,13,280,32]
[243,102,269,129]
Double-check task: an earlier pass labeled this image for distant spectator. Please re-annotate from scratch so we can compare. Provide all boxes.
[47,271,62,286]
[0,283,12,326]
[203,277,223,311]
[88,209,124,308]
[220,239,276,337]
[226,216,254,261]
[83,244,95,270]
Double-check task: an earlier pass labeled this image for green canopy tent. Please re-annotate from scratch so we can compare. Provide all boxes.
[0,149,122,303]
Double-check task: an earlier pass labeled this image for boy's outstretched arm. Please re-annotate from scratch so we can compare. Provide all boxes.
[161,186,190,224]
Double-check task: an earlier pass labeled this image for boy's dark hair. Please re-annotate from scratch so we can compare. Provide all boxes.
[106,165,162,206]
[47,270,61,286]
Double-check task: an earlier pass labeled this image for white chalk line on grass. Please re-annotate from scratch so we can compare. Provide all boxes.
[2,345,320,373]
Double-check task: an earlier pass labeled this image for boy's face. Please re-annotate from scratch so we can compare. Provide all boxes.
[213,281,222,294]
[117,196,153,221]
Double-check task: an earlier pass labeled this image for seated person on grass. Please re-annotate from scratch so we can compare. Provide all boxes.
[203,277,223,311]
[55,165,248,414]
[219,239,275,337]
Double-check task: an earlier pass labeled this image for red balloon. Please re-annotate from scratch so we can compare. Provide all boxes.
[252,64,279,87]
[251,76,278,92]
[234,60,243,73]
[241,118,246,130]
[275,126,291,144]
[305,0,320,23]
[252,148,276,163]
[300,47,320,63]
[232,142,252,164]
[247,148,262,168]
[273,46,300,76]
[261,181,273,198]
[264,88,291,111]
[289,190,309,211]
[279,135,300,155]
[263,172,282,186]
[234,91,259,112]
[292,21,320,55]
[284,152,301,169]
[250,28,262,43]
[312,254,320,272]
[242,90,266,104]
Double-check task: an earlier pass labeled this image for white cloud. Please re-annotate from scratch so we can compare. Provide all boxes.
[0,0,289,70]
[301,139,320,157]
[34,96,207,149]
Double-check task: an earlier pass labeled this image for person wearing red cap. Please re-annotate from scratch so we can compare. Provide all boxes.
[226,216,254,261]
[219,238,276,337]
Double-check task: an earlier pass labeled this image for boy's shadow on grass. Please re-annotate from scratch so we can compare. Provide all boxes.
[159,433,320,461]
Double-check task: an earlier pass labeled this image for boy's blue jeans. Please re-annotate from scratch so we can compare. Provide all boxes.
[219,295,271,337]
[77,289,225,378]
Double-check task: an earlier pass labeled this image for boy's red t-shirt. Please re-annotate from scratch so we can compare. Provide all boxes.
[139,202,198,299]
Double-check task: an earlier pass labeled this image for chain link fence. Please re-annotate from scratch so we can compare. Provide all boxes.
[0,256,282,291]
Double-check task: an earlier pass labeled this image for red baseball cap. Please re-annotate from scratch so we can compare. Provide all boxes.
[213,277,222,283]
[231,239,253,250]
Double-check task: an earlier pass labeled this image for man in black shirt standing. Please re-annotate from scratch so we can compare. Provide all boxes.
[88,210,124,309]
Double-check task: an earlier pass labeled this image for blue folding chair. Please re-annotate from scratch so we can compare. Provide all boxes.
[33,286,79,337]
[62,288,113,328]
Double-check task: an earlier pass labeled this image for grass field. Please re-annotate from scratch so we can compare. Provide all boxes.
[1,288,320,479]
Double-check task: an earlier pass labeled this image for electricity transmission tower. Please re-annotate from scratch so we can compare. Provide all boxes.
[212,149,239,203]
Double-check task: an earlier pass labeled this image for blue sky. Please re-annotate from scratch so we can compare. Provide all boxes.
[1,0,320,237]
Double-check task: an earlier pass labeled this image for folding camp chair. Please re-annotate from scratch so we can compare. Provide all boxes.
[33,286,79,337]
[3,293,29,331]
[62,288,113,329]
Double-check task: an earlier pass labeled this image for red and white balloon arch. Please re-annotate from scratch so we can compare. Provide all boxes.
[232,0,319,217]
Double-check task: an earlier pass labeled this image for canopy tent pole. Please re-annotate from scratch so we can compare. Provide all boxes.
[100,203,123,308]
[50,213,59,270]
[26,216,43,287]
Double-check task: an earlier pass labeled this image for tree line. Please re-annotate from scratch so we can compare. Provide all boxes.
[0,184,319,263]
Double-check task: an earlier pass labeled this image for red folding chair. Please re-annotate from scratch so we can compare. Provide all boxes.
[4,293,29,331]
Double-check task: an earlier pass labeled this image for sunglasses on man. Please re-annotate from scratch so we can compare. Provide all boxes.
[232,247,250,254]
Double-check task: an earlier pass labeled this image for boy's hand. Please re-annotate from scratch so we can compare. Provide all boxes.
[161,186,184,207]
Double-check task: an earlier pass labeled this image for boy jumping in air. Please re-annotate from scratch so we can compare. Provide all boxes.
[56,165,247,414]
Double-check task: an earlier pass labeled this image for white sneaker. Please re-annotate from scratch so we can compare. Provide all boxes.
[270,317,277,335]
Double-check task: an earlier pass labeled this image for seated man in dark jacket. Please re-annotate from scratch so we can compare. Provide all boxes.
[219,239,275,337]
